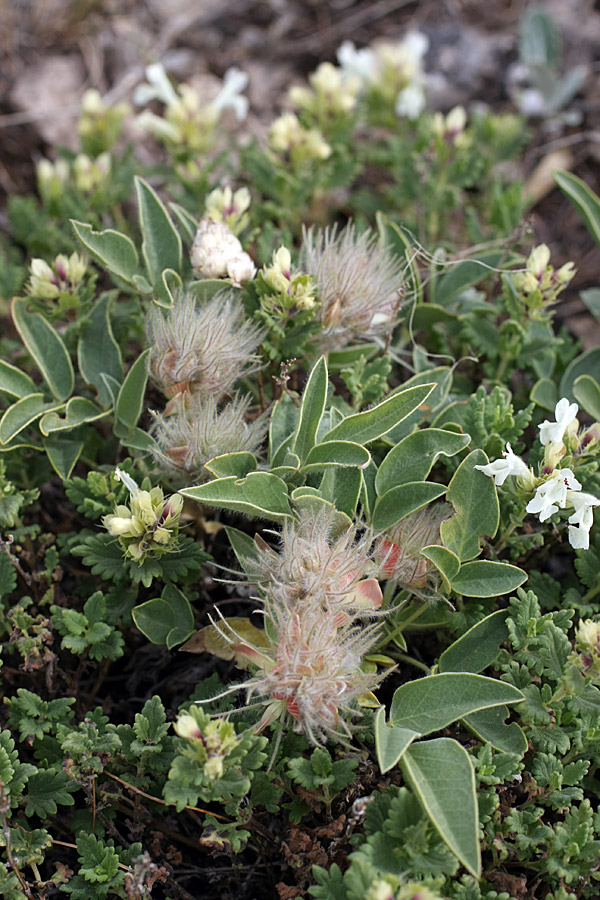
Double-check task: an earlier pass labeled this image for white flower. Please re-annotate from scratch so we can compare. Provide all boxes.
[567,491,600,550]
[133,62,179,108]
[337,41,377,83]
[395,84,426,119]
[526,468,581,523]
[538,398,578,446]
[114,467,140,495]
[212,67,249,121]
[226,252,256,285]
[190,217,245,279]
[474,443,532,487]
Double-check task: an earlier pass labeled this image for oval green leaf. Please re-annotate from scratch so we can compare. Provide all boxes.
[301,440,370,473]
[323,383,436,445]
[374,707,420,774]
[441,449,499,562]
[77,294,123,407]
[12,298,74,402]
[292,356,328,462]
[376,428,470,494]
[439,609,509,674]
[0,361,36,400]
[114,349,150,436]
[389,672,524,735]
[72,220,139,283]
[401,738,480,877]
[204,452,258,479]
[39,397,108,436]
[371,481,447,531]
[0,394,64,445]
[450,560,527,598]
[181,472,292,523]
[135,176,182,291]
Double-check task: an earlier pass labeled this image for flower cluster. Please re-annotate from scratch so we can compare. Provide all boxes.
[203,508,387,744]
[134,63,248,156]
[288,61,361,129]
[102,468,183,563]
[36,152,111,199]
[572,619,600,684]
[27,253,87,303]
[512,244,575,312]
[174,708,240,781]
[338,32,429,121]
[268,112,331,168]
[190,217,256,284]
[77,88,130,156]
[475,398,600,550]
[300,223,405,349]
[257,246,317,314]
[204,185,251,235]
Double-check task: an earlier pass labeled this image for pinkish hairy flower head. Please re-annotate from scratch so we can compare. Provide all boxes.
[300,223,405,349]
[253,506,382,614]
[376,503,452,597]
[145,291,263,403]
[213,600,384,745]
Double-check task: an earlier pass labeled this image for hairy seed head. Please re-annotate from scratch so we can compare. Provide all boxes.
[300,223,405,348]
[150,394,267,483]
[376,503,452,598]
[145,291,263,402]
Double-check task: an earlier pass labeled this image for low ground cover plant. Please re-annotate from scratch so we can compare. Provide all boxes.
[1,13,600,900]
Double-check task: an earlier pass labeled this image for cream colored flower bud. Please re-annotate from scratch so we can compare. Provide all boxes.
[190,217,244,279]
[527,244,551,277]
[227,252,256,284]
[203,756,224,780]
[174,714,203,741]
[103,514,134,536]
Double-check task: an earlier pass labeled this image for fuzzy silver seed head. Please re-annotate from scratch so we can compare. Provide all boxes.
[145,291,263,402]
[300,223,405,349]
[150,393,267,483]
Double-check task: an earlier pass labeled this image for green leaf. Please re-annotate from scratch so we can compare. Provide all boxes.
[77,294,123,407]
[24,768,76,817]
[554,170,600,246]
[581,287,600,323]
[292,355,328,463]
[530,377,557,412]
[573,375,600,420]
[269,392,299,463]
[223,526,263,577]
[204,452,257,479]
[377,212,422,303]
[114,349,150,436]
[301,440,370,473]
[133,583,194,648]
[420,544,460,593]
[463,706,528,756]
[389,672,524,734]
[0,361,36,400]
[434,251,503,307]
[323,383,435,445]
[169,201,198,244]
[450,560,527,598]
[371,481,447,531]
[385,367,453,444]
[401,738,480,877]
[441,450,499,561]
[181,472,293,523]
[376,428,470,494]
[72,220,139,283]
[44,438,84,480]
[374,707,420,774]
[520,7,560,67]
[39,397,108,436]
[0,394,64,444]
[11,298,74,401]
[319,466,362,518]
[135,176,183,291]
[439,609,509,674]
[559,347,600,402]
